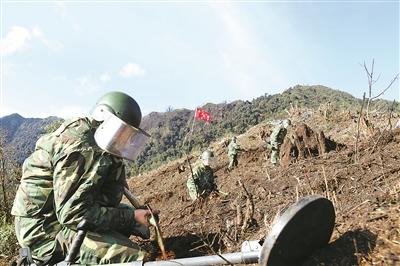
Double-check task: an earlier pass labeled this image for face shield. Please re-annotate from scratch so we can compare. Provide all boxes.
[93,109,149,161]
[203,157,217,168]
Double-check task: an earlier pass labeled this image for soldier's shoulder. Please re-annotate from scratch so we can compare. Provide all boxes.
[36,117,95,152]
[192,161,206,172]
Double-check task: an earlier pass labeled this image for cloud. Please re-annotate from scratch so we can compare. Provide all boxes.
[74,75,100,96]
[32,27,63,51]
[0,26,62,56]
[119,63,145,78]
[100,72,112,82]
[0,26,32,56]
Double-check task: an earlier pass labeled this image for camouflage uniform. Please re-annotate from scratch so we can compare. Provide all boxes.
[11,118,147,264]
[186,162,216,200]
[227,139,241,171]
[266,121,288,166]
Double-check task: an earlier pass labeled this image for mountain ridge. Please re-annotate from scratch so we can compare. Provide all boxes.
[1,85,398,168]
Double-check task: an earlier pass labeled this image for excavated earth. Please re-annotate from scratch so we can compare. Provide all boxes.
[128,114,400,266]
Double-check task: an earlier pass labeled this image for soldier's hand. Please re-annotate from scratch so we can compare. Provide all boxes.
[134,209,160,227]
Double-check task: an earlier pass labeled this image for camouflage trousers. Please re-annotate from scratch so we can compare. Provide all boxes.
[267,142,280,165]
[187,185,213,201]
[228,154,238,170]
[15,216,147,264]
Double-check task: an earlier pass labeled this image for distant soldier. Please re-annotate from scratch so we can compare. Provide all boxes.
[266,119,291,166]
[186,150,217,201]
[227,136,241,171]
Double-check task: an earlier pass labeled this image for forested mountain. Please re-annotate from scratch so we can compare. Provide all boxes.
[132,85,398,173]
[0,113,61,163]
[1,85,398,170]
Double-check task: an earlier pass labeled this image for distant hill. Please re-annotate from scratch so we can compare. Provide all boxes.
[1,85,398,169]
[0,113,61,163]
[131,85,399,173]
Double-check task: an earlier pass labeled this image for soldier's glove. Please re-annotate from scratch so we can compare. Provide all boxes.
[131,223,150,239]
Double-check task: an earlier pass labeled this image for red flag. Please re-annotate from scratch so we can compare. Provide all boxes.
[194,108,211,122]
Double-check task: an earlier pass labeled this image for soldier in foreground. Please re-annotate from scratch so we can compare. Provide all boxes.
[11,91,158,264]
[227,136,241,171]
[266,119,291,167]
[186,150,217,200]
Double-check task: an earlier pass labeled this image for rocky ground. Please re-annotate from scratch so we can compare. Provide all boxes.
[128,110,399,265]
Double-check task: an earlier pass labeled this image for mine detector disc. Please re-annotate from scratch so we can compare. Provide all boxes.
[259,195,335,266]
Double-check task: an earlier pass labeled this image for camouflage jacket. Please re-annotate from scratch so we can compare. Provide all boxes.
[268,121,288,145]
[186,162,215,199]
[227,141,241,156]
[11,118,137,247]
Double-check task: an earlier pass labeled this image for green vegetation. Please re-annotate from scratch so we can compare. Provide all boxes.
[0,217,18,257]
[1,85,398,176]
[0,136,20,258]
[133,85,399,173]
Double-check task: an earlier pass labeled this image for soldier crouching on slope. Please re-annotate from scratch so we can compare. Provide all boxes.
[265,119,291,167]
[186,150,218,201]
[11,91,159,264]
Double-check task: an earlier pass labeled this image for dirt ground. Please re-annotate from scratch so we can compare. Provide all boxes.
[128,112,399,266]
[2,111,399,265]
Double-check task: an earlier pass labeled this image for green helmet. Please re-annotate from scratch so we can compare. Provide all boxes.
[93,91,141,128]
[91,91,149,161]
[201,150,216,167]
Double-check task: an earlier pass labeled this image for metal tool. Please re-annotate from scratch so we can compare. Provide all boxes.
[15,195,335,266]
[123,187,167,259]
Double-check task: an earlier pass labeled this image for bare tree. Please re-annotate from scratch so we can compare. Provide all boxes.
[363,59,399,120]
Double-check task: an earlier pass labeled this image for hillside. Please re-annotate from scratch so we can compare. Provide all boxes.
[132,85,400,174]
[0,85,399,265]
[1,85,398,170]
[0,113,61,163]
[127,107,400,265]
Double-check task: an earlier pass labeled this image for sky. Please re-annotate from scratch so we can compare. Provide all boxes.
[0,0,399,119]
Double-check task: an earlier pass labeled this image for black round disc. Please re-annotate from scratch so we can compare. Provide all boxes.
[259,195,335,266]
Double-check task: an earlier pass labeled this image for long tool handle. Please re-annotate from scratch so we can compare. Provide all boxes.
[124,187,167,259]
[65,219,93,264]
[124,187,141,208]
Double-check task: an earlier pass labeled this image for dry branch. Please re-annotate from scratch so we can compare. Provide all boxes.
[354,93,366,163]
[237,179,254,233]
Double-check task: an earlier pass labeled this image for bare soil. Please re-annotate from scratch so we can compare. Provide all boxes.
[2,111,399,266]
[129,113,399,266]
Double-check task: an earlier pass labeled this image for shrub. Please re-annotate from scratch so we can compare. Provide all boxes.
[0,217,19,258]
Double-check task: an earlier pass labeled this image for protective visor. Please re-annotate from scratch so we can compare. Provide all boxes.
[203,157,217,168]
[94,111,150,161]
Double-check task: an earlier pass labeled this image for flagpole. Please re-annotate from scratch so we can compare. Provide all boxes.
[179,108,199,196]
[181,108,197,151]
[184,108,197,176]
